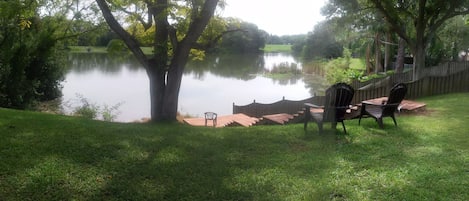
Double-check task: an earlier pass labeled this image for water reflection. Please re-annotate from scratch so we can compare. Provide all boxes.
[67,53,141,74]
[185,53,264,81]
[62,52,326,122]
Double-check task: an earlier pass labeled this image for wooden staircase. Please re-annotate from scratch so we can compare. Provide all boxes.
[183,99,425,128]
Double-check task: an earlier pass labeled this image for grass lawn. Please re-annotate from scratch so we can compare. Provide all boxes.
[68,46,108,53]
[69,45,290,54]
[1,93,469,200]
[68,46,154,55]
[262,44,292,53]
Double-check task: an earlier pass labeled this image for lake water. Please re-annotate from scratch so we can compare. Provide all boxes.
[62,52,326,122]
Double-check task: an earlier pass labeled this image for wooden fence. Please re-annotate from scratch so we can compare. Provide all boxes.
[351,63,469,104]
[233,62,469,117]
[351,61,469,89]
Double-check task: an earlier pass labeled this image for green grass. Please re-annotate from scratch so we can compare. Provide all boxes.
[1,93,469,200]
[68,46,154,55]
[70,45,291,54]
[262,44,292,53]
[68,46,108,53]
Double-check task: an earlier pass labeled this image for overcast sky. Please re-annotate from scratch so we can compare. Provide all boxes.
[220,0,327,36]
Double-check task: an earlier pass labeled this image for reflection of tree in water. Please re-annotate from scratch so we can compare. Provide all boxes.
[268,75,302,85]
[186,53,328,97]
[68,52,327,97]
[185,53,265,81]
[67,53,142,74]
[303,74,328,97]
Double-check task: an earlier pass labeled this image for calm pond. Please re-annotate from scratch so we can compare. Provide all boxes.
[62,52,327,122]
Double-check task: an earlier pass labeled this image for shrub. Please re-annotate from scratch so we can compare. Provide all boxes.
[106,39,129,55]
[0,16,65,109]
[66,94,122,122]
[270,62,301,75]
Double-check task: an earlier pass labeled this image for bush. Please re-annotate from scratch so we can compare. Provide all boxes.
[66,94,122,122]
[270,62,301,75]
[106,39,129,55]
[0,17,65,109]
[324,48,368,84]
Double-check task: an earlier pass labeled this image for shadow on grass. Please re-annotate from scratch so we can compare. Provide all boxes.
[328,117,469,200]
[1,105,469,200]
[0,110,339,200]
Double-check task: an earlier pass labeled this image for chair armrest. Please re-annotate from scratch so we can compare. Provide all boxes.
[304,103,323,109]
[381,103,401,109]
[361,100,382,106]
[336,105,352,110]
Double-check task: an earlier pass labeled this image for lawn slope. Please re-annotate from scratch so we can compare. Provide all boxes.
[1,93,468,200]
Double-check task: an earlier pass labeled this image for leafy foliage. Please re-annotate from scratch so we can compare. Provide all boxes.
[302,22,343,60]
[216,18,267,53]
[322,0,469,79]
[0,2,65,109]
[66,94,122,122]
[106,39,129,55]
[324,48,365,84]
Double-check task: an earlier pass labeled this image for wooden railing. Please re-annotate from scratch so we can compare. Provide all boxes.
[233,62,469,117]
[233,97,325,118]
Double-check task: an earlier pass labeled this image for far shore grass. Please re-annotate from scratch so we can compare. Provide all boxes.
[68,44,291,54]
[261,44,292,53]
[1,93,469,200]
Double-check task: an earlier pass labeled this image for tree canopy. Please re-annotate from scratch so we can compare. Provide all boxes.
[322,0,469,79]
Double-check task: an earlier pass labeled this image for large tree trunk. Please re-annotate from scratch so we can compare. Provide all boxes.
[413,42,426,80]
[412,0,426,81]
[147,61,166,121]
[384,32,391,72]
[161,59,186,121]
[153,0,219,122]
[147,57,187,122]
[375,32,383,73]
[366,43,373,74]
[395,37,406,73]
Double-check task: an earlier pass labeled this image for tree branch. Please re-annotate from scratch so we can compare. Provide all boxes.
[55,26,102,41]
[114,4,152,30]
[181,0,219,47]
[95,0,149,68]
[370,0,412,47]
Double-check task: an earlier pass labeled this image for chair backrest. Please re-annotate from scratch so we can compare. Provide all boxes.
[204,112,217,120]
[383,83,407,115]
[323,83,355,122]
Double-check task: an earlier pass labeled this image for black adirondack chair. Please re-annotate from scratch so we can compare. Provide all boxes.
[358,83,408,128]
[304,83,355,134]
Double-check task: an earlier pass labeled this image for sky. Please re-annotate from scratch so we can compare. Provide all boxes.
[221,0,327,36]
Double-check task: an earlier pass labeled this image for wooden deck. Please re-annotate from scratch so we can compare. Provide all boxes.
[261,113,295,125]
[183,113,260,128]
[359,97,426,112]
[183,98,426,128]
